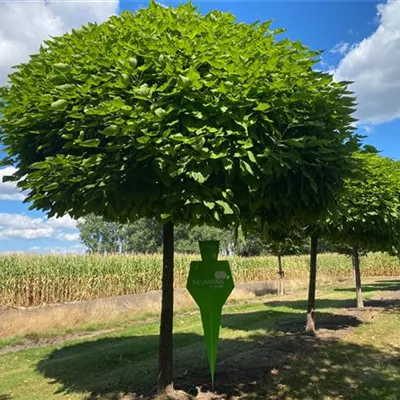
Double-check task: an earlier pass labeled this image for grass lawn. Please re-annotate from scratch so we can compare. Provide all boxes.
[0,278,399,400]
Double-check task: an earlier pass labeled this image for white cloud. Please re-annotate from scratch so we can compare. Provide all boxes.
[363,125,374,134]
[334,0,400,125]
[61,232,80,241]
[0,167,27,201]
[0,213,45,230]
[27,244,85,254]
[48,215,78,230]
[0,0,119,86]
[0,212,80,241]
[330,42,351,55]
[0,227,53,239]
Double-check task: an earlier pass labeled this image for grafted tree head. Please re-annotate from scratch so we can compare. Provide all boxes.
[0,2,359,232]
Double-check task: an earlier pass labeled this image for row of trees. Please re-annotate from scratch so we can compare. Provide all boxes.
[2,2,400,395]
[77,215,234,254]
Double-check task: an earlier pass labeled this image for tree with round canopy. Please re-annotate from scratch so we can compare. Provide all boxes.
[0,2,359,394]
[323,152,400,308]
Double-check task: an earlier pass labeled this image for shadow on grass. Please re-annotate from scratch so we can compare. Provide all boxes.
[35,308,397,400]
[264,296,400,313]
[221,309,362,333]
[256,338,400,400]
[264,298,356,311]
[335,279,400,294]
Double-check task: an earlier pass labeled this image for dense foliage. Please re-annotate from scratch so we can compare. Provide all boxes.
[324,153,400,253]
[0,2,358,233]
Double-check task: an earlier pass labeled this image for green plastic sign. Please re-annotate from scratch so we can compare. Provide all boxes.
[186,240,235,386]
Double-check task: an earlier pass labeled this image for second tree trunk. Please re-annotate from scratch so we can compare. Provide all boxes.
[352,246,364,309]
[306,235,318,334]
[277,254,284,295]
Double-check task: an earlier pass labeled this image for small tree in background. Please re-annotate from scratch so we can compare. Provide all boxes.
[0,2,359,395]
[264,229,308,295]
[323,153,400,308]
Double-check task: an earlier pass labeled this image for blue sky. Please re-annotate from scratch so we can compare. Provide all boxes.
[0,0,399,253]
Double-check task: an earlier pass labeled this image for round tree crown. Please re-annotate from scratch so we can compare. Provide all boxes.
[0,2,359,229]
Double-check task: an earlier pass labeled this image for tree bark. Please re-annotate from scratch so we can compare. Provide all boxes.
[352,246,364,309]
[306,235,318,335]
[277,254,284,295]
[158,222,174,394]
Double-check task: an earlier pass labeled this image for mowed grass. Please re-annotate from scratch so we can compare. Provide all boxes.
[1,252,400,308]
[0,279,399,400]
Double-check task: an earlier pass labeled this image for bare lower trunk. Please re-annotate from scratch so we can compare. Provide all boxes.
[158,222,174,394]
[306,235,318,335]
[277,254,284,295]
[352,246,364,309]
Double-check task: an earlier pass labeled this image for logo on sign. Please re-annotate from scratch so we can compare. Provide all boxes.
[193,271,229,288]
[215,270,227,280]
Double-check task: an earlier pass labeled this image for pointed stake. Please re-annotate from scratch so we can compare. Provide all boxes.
[200,307,222,386]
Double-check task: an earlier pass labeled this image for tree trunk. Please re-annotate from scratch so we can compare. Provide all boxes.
[158,222,174,394]
[277,254,284,295]
[352,246,364,309]
[306,235,318,335]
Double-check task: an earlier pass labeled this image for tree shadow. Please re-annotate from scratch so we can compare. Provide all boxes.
[264,298,356,311]
[36,330,400,400]
[35,307,382,400]
[335,279,400,293]
[221,309,362,334]
[0,395,11,400]
[254,339,400,400]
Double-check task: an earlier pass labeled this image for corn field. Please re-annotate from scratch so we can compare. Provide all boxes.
[0,252,399,308]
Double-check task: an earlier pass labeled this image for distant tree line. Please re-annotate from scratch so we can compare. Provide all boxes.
[77,215,346,256]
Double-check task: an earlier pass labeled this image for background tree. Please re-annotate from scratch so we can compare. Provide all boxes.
[174,224,232,254]
[77,215,121,253]
[263,228,308,295]
[323,153,400,308]
[78,215,232,254]
[0,2,359,395]
[235,233,264,256]
[120,218,162,253]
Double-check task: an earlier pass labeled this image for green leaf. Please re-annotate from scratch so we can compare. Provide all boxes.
[216,200,234,214]
[285,138,304,148]
[133,84,151,99]
[188,66,200,82]
[30,162,49,170]
[177,75,190,88]
[51,99,68,111]
[102,125,120,136]
[53,63,70,72]
[240,160,254,175]
[43,182,59,191]
[55,84,76,92]
[204,201,215,209]
[80,139,101,148]
[129,57,138,68]
[253,103,270,112]
[154,108,166,119]
[247,151,256,163]
[190,171,209,183]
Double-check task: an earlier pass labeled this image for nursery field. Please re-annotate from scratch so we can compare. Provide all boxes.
[1,252,400,308]
[0,277,399,400]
